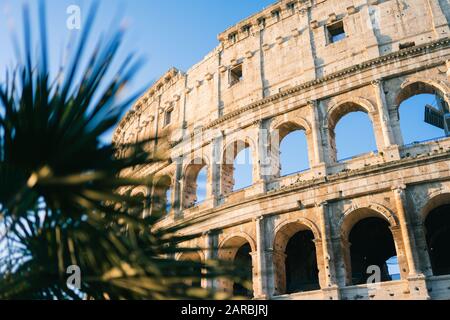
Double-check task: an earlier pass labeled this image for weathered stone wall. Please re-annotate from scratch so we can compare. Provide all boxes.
[114,0,450,300]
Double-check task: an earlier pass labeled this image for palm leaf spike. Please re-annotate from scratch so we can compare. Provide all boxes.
[0,0,247,300]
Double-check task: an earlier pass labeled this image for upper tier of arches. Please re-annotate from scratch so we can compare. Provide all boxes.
[145,77,450,217]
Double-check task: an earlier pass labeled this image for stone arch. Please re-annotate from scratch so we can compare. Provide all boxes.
[152,174,174,216]
[325,97,381,162]
[339,203,403,286]
[269,117,314,177]
[339,202,399,240]
[130,186,150,197]
[218,232,257,260]
[325,97,377,130]
[270,117,312,140]
[218,233,256,297]
[272,218,322,295]
[176,250,204,288]
[220,135,258,163]
[221,137,256,194]
[393,78,450,145]
[176,250,204,262]
[273,218,322,251]
[182,152,212,175]
[130,186,151,217]
[420,191,450,276]
[182,157,209,208]
[394,78,450,107]
[420,189,450,221]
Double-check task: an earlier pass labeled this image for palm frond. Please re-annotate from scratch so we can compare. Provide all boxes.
[0,1,246,300]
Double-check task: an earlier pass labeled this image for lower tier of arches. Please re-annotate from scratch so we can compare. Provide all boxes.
[176,188,450,300]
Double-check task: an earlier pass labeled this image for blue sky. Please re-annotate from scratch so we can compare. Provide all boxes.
[0,0,274,95]
[0,1,446,193]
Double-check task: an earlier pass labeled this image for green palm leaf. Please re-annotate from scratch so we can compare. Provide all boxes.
[0,1,245,300]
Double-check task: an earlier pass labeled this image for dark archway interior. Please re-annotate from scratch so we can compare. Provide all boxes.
[285,230,320,293]
[185,264,202,288]
[425,204,450,276]
[233,243,253,297]
[179,253,203,288]
[349,217,397,285]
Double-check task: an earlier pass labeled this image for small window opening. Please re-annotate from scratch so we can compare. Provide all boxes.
[272,10,281,22]
[258,17,266,29]
[228,32,238,44]
[242,25,251,37]
[327,21,346,44]
[287,2,296,14]
[229,64,243,86]
[164,108,173,126]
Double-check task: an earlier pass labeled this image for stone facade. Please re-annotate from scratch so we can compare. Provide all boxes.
[114,0,450,300]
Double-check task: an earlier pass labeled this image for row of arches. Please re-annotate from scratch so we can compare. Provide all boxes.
[177,197,450,298]
[152,80,449,213]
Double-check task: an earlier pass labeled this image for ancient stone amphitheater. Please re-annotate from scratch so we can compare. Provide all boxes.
[113,0,450,300]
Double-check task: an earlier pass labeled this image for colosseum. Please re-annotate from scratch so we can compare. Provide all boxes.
[113,0,450,300]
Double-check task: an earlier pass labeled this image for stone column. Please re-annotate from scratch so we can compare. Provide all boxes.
[153,95,162,154]
[426,0,450,39]
[248,121,268,196]
[254,216,268,299]
[341,237,352,286]
[392,186,418,276]
[372,80,401,161]
[173,159,183,218]
[181,75,188,136]
[317,202,340,300]
[393,186,430,299]
[372,80,394,147]
[362,3,381,58]
[309,101,323,164]
[203,231,219,291]
[216,47,224,118]
[257,26,267,99]
[250,252,259,297]
[302,7,318,81]
[271,249,287,296]
[318,202,337,286]
[309,101,327,176]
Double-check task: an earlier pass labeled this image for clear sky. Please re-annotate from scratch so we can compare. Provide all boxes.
[0,1,446,191]
[0,0,275,95]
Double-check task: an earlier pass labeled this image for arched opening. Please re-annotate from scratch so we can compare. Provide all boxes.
[328,102,378,162]
[219,236,254,298]
[165,188,172,213]
[285,230,320,293]
[425,202,450,276]
[279,128,310,177]
[196,167,208,204]
[348,217,398,285]
[397,84,449,145]
[178,252,203,288]
[222,140,253,194]
[273,222,321,295]
[232,243,253,298]
[234,148,253,191]
[183,159,208,208]
[133,191,149,218]
[153,175,172,216]
[334,111,377,161]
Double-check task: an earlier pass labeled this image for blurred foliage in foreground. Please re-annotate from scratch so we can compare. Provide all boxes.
[0,2,247,300]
